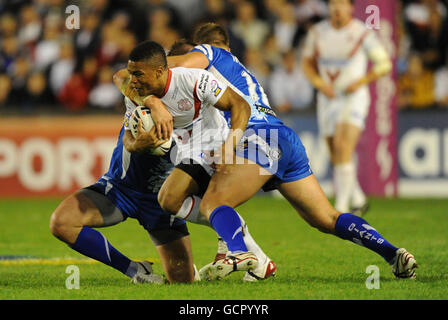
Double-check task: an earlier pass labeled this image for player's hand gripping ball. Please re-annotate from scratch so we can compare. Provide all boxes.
[129,106,172,156]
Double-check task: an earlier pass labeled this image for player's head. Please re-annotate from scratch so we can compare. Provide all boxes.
[193,22,229,49]
[168,39,196,56]
[128,40,168,97]
[329,0,354,28]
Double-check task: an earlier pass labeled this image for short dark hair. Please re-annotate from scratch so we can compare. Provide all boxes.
[129,40,167,67]
[168,39,197,56]
[193,22,229,47]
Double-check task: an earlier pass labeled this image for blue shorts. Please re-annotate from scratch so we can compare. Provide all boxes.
[86,177,186,232]
[235,124,313,191]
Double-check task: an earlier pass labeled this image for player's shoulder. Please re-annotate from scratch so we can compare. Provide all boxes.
[310,19,331,32]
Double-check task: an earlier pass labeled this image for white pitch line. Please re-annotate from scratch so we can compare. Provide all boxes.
[0,257,159,266]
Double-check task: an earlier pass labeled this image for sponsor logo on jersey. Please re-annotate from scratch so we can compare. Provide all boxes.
[124,111,131,128]
[198,73,210,94]
[210,79,222,97]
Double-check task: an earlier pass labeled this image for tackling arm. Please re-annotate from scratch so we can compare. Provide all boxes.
[112,69,173,139]
[113,69,145,105]
[167,52,210,69]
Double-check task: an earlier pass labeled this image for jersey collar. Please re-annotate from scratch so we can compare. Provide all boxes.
[161,68,172,98]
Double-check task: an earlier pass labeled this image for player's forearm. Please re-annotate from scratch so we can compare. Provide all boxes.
[115,69,147,104]
[224,99,251,156]
[167,55,184,68]
[143,96,173,140]
[123,128,161,153]
[114,70,147,106]
[167,53,199,69]
[356,64,391,88]
[302,57,326,90]
[229,105,250,144]
[219,102,249,164]
[122,130,139,153]
[143,95,167,113]
[116,74,173,140]
[167,52,209,69]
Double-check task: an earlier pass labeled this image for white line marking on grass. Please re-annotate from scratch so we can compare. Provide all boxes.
[0,257,159,266]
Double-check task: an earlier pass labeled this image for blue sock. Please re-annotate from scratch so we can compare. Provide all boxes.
[71,227,132,275]
[335,213,398,263]
[209,205,248,253]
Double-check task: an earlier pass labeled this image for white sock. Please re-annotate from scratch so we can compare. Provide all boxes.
[238,215,268,266]
[175,195,209,226]
[333,162,356,213]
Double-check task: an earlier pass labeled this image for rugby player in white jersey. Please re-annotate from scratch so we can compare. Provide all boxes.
[122,40,276,281]
[302,0,392,216]
[123,39,418,281]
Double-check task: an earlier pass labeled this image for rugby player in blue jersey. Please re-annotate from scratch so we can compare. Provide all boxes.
[168,23,417,278]
[49,50,198,284]
[125,25,418,281]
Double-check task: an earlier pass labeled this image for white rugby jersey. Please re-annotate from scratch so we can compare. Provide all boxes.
[156,67,231,165]
[302,18,387,93]
[123,67,230,166]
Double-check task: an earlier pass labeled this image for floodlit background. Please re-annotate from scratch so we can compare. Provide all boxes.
[0,0,447,198]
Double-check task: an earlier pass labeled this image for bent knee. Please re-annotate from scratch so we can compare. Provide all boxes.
[158,189,184,215]
[309,210,340,234]
[49,208,74,242]
[49,198,84,243]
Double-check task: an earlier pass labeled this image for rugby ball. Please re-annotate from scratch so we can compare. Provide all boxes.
[129,106,172,156]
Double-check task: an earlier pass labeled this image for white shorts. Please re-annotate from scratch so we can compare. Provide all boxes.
[316,88,370,137]
[175,143,215,176]
[173,124,229,176]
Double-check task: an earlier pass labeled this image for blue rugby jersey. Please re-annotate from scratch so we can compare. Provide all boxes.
[190,44,283,127]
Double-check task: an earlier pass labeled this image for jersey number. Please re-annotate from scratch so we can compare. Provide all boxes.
[241,71,270,107]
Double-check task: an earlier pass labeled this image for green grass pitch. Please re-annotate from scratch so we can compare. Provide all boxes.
[0,196,447,300]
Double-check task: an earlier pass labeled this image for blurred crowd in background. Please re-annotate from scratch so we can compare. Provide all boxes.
[0,0,447,115]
